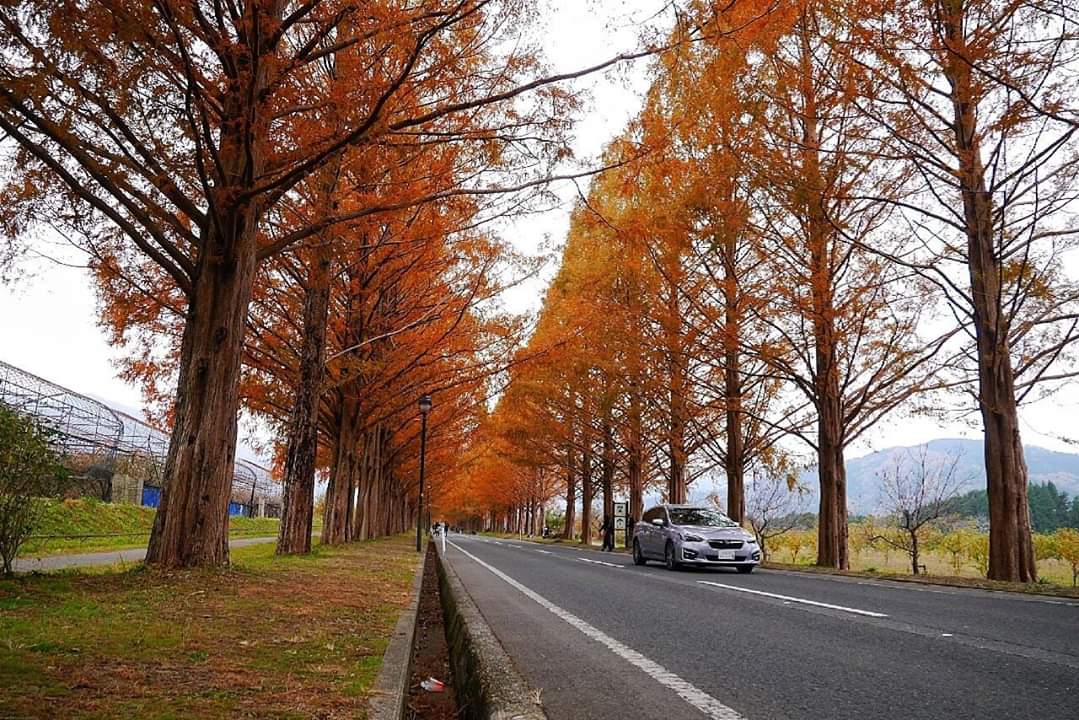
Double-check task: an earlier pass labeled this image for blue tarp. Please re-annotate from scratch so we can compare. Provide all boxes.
[142,488,248,516]
[141,485,161,508]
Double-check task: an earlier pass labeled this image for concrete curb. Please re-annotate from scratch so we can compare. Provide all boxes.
[436,544,547,720]
[367,546,428,720]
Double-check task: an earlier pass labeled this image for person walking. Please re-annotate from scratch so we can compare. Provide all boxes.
[600,515,614,551]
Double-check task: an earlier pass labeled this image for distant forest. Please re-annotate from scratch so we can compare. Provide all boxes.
[951,482,1079,532]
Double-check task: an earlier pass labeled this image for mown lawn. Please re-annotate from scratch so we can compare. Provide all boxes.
[20,499,311,557]
[0,535,418,719]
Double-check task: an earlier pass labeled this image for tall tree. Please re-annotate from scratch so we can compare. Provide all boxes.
[844,0,1079,580]
[0,0,632,566]
[747,2,943,568]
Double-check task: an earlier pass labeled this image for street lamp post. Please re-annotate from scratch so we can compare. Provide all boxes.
[416,394,432,552]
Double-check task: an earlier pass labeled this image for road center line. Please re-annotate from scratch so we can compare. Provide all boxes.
[697,581,888,618]
[577,556,624,568]
[535,549,553,554]
[450,540,744,720]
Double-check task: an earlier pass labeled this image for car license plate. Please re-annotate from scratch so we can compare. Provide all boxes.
[716,549,736,560]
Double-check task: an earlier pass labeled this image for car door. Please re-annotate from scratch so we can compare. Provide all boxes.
[645,507,666,557]
[651,507,668,557]
[637,508,656,556]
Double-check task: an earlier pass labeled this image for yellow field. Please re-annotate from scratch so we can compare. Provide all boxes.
[765,529,1077,587]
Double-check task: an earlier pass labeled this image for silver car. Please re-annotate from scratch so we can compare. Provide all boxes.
[632,504,761,572]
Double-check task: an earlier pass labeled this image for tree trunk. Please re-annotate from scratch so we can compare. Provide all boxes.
[724,377,745,523]
[581,445,594,545]
[721,231,745,523]
[666,276,688,506]
[628,385,644,522]
[323,393,361,544]
[815,388,846,569]
[144,0,285,569]
[939,0,1036,583]
[145,222,258,568]
[602,417,615,525]
[794,13,849,571]
[563,443,576,539]
[276,240,333,555]
[911,531,920,575]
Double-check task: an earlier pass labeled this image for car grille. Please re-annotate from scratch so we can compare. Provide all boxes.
[708,539,744,549]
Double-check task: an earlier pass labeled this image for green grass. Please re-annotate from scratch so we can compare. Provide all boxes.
[0,534,419,719]
[19,499,299,557]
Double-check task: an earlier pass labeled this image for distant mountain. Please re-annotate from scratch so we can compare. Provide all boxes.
[813,438,1079,515]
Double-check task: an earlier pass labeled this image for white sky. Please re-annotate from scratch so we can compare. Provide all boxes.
[1,0,1077,466]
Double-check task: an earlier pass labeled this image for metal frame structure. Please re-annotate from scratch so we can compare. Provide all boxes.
[0,359,279,514]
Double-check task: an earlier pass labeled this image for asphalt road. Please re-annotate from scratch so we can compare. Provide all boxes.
[13,535,278,572]
[441,534,1079,720]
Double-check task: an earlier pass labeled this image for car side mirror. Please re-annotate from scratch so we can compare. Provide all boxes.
[651,518,665,527]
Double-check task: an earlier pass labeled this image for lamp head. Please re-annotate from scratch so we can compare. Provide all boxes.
[418,395,433,414]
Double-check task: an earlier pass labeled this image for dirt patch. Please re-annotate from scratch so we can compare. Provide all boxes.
[406,547,459,720]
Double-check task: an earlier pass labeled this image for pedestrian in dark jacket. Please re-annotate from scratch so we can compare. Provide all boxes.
[600,515,615,551]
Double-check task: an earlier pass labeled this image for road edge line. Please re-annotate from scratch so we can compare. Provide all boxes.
[437,541,548,719]
[450,539,744,720]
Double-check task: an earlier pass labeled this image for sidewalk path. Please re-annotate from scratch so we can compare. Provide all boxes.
[14,536,278,572]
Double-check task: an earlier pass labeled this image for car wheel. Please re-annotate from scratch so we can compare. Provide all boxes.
[632,540,647,565]
[664,542,680,571]
[737,565,755,574]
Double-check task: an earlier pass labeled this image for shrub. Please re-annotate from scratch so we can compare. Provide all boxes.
[1032,533,1057,562]
[935,527,979,575]
[0,405,68,575]
[781,529,816,564]
[965,532,990,577]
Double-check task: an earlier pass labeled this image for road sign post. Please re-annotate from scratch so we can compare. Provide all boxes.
[614,502,627,549]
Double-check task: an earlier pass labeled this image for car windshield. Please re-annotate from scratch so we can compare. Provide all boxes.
[667,508,738,528]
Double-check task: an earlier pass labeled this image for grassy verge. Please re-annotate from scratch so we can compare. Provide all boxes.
[20,499,316,557]
[0,534,419,719]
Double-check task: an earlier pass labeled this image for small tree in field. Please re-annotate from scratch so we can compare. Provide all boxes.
[868,447,965,575]
[745,463,811,560]
[935,526,979,576]
[1052,529,1079,587]
[966,533,991,577]
[780,530,816,565]
[0,406,66,575]
[1032,534,1057,565]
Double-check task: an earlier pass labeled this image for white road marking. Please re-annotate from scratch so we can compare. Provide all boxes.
[536,549,553,555]
[577,556,624,569]
[493,541,503,545]
[449,540,744,720]
[697,581,889,618]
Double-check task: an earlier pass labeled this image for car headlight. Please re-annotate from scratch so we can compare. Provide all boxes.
[683,533,704,543]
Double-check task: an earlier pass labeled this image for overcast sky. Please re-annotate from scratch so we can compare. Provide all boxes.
[1,0,1077,468]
